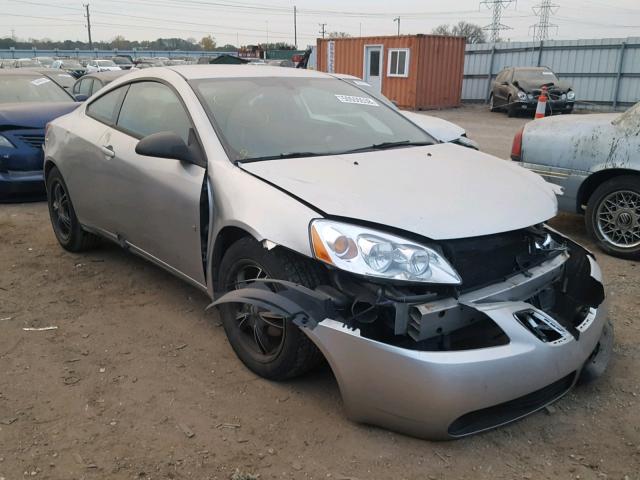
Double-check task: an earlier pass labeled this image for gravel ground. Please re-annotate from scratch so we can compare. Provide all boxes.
[0,106,639,480]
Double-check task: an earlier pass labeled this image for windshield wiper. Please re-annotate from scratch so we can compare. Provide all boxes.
[343,140,433,153]
[236,151,325,164]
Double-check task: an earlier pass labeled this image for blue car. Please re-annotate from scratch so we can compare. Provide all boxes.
[0,70,79,201]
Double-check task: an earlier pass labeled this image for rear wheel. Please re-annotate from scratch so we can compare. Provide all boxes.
[46,167,98,252]
[506,96,517,117]
[216,237,326,380]
[585,175,640,259]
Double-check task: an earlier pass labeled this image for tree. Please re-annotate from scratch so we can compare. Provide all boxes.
[201,35,216,51]
[327,31,351,39]
[432,21,487,44]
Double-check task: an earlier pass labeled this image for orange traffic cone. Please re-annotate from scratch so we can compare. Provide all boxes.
[535,86,548,119]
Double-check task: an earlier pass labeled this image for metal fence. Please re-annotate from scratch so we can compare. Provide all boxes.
[463,37,640,111]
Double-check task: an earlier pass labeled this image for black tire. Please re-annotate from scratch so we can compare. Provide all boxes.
[489,93,497,112]
[507,96,517,117]
[585,175,640,259]
[216,237,326,380]
[46,166,98,252]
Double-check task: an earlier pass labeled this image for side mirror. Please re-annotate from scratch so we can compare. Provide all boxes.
[135,131,204,167]
[74,94,89,102]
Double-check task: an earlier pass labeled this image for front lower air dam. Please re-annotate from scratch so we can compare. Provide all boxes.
[212,252,612,440]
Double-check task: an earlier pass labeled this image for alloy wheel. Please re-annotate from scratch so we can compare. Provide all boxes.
[51,180,72,242]
[596,190,640,248]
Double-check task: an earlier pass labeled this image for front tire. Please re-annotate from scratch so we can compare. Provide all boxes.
[46,166,98,252]
[585,175,640,259]
[216,237,326,380]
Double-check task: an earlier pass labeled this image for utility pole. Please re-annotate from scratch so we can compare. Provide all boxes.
[530,0,558,41]
[394,17,400,36]
[293,5,297,48]
[83,3,93,52]
[319,23,327,39]
[480,0,515,43]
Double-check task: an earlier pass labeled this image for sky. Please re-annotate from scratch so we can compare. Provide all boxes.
[2,0,640,47]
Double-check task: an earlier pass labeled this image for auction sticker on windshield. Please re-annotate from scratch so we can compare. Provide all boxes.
[335,94,378,106]
[31,77,51,86]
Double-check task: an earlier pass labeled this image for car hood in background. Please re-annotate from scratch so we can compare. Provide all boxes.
[0,102,78,129]
[515,79,571,92]
[400,111,465,143]
[241,143,557,240]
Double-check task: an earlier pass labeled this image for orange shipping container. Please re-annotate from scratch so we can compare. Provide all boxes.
[316,34,465,110]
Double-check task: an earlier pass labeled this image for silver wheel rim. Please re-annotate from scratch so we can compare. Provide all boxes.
[596,189,640,248]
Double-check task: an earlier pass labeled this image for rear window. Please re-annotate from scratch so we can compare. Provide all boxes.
[0,75,73,103]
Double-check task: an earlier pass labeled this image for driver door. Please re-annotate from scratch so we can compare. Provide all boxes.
[105,81,208,287]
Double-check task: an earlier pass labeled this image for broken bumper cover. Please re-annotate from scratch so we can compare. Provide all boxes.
[304,299,607,439]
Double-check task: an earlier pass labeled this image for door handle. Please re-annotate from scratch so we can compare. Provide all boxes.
[101,144,115,158]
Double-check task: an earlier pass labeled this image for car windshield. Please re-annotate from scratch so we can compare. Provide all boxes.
[96,60,116,67]
[0,75,73,103]
[63,61,83,69]
[515,69,558,83]
[51,73,75,89]
[193,76,434,161]
[112,57,131,64]
[37,58,53,66]
[339,77,398,110]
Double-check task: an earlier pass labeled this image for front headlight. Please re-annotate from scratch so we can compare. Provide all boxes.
[0,134,15,148]
[517,91,527,101]
[567,91,575,100]
[310,220,461,284]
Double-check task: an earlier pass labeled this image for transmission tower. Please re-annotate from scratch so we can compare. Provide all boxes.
[480,0,516,43]
[530,0,559,41]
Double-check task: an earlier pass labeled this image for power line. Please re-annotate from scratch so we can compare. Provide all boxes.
[480,0,515,42]
[530,0,559,41]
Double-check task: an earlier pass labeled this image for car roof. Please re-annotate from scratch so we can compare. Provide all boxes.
[0,69,45,77]
[82,70,128,81]
[167,64,330,80]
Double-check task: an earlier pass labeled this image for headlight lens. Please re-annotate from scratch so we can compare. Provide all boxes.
[310,220,462,284]
[567,91,575,100]
[0,134,15,148]
[517,91,527,101]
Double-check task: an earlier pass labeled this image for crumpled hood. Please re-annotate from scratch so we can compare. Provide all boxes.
[515,79,571,93]
[241,143,557,240]
[0,102,78,129]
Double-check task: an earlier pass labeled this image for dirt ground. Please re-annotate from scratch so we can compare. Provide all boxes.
[1,106,639,480]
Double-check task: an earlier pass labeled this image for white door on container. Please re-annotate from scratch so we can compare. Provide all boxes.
[364,46,382,93]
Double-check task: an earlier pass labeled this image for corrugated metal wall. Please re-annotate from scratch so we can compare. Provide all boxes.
[317,35,465,109]
[463,37,640,111]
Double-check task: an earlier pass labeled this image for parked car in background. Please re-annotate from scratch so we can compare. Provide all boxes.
[0,70,78,200]
[44,66,611,439]
[491,67,575,117]
[512,102,640,259]
[335,74,479,149]
[112,56,135,70]
[0,59,17,69]
[34,57,55,68]
[51,59,87,78]
[86,59,122,73]
[134,58,165,69]
[10,58,41,69]
[71,70,128,100]
[30,69,76,92]
[266,59,294,68]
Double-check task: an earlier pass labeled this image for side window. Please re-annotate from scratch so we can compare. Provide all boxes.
[387,48,410,77]
[117,81,191,142]
[77,79,93,96]
[86,85,128,125]
[91,80,103,95]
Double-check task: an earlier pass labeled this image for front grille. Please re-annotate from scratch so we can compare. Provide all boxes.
[439,228,551,292]
[448,372,576,437]
[17,134,45,149]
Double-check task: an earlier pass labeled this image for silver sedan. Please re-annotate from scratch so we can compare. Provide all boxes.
[44,66,612,439]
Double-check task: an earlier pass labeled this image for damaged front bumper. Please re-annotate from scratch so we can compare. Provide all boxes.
[213,239,612,440]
